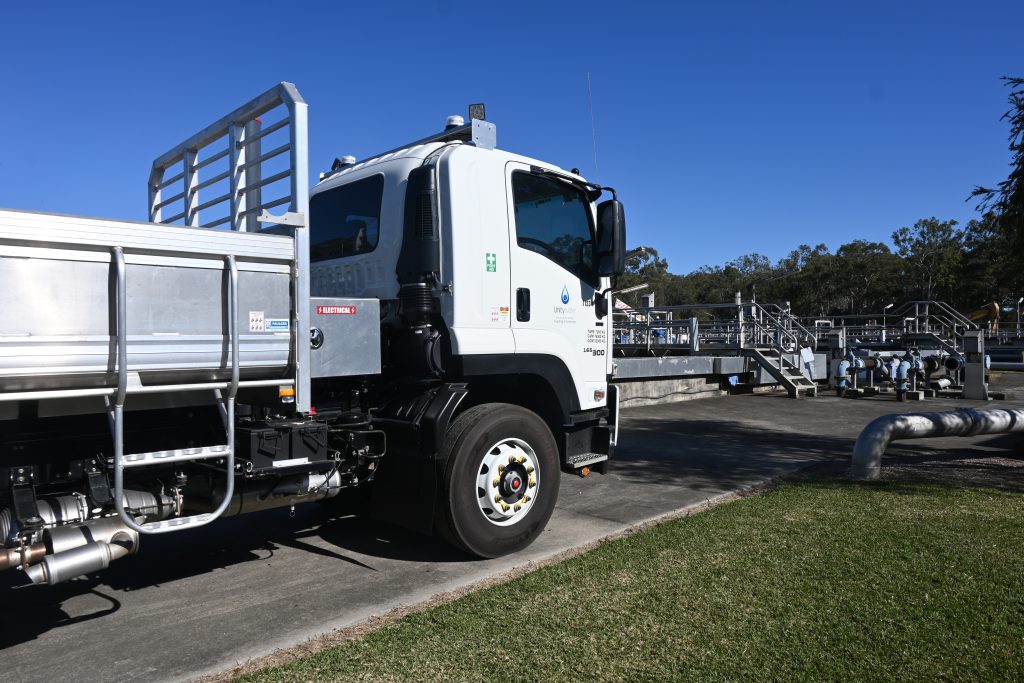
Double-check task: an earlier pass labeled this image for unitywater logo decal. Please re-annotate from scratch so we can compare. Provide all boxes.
[553,285,576,324]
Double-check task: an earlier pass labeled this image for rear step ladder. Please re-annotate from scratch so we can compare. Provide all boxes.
[108,247,238,534]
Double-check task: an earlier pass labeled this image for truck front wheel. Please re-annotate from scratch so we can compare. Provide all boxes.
[436,403,559,558]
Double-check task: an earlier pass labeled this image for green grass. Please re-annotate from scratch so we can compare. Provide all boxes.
[241,480,1024,682]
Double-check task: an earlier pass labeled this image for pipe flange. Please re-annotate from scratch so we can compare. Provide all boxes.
[956,407,985,436]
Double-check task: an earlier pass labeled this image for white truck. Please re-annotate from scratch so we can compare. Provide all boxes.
[0,83,626,584]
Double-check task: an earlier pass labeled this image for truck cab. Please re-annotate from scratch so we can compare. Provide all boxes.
[309,121,621,467]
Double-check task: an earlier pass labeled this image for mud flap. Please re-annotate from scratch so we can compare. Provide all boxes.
[369,382,468,534]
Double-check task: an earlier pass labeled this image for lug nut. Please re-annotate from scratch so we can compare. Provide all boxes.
[514,503,522,511]
[526,465,534,473]
[500,502,510,512]
[492,477,500,487]
[508,455,516,464]
[494,494,502,503]
[523,495,531,503]
[529,477,536,488]
[498,465,505,474]
[518,456,526,463]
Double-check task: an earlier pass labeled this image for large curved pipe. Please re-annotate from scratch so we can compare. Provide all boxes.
[943,355,965,372]
[835,359,852,388]
[894,360,912,386]
[851,407,1024,479]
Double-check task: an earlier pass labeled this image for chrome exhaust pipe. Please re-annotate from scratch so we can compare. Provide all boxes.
[25,533,137,585]
[0,542,46,571]
[2,516,142,584]
[187,470,344,517]
[1,490,167,581]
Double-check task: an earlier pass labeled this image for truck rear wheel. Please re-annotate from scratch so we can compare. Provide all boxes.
[436,403,559,558]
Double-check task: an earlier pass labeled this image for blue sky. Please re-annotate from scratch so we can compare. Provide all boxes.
[1,1,1021,274]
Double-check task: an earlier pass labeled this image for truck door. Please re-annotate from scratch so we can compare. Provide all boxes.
[505,162,608,412]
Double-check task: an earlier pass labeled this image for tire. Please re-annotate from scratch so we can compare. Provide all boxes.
[436,403,559,558]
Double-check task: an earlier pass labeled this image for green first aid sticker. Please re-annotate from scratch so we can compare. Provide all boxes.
[485,252,497,272]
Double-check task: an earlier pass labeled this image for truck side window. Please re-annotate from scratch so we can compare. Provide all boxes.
[309,174,384,262]
[512,171,595,283]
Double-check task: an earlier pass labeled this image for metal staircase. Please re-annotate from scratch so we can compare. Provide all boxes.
[744,347,818,398]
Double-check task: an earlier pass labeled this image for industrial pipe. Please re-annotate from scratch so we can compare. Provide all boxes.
[834,351,865,395]
[851,407,1024,479]
[943,355,965,372]
[894,359,912,386]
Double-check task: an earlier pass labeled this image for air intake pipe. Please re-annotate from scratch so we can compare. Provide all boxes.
[391,164,445,376]
[851,407,1024,479]
[396,165,440,326]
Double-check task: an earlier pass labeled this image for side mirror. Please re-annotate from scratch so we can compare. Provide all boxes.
[596,199,626,277]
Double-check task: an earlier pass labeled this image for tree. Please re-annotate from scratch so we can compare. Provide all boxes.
[833,240,901,314]
[616,245,672,306]
[772,245,839,316]
[971,76,1024,259]
[958,212,1021,310]
[891,218,963,300]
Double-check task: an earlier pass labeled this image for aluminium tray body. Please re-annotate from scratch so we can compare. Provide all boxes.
[0,208,295,394]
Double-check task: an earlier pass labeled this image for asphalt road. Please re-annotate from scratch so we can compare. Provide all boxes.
[3,391,1021,682]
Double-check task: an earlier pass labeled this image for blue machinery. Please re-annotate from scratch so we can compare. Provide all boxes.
[830,342,988,402]
[611,296,994,402]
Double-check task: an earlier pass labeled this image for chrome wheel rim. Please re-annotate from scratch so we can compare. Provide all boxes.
[475,438,539,526]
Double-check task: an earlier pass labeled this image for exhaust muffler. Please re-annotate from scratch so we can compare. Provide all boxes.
[25,534,137,585]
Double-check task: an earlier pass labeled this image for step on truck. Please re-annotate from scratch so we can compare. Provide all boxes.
[0,83,626,584]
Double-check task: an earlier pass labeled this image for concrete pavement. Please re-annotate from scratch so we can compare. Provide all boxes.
[2,391,1021,682]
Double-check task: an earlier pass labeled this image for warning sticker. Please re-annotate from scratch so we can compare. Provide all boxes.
[249,311,265,332]
[317,305,357,315]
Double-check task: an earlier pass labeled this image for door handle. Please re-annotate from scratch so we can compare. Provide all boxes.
[516,288,531,322]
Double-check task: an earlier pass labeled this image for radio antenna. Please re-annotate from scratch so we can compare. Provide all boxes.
[586,72,600,177]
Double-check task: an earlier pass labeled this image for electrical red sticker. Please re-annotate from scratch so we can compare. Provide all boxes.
[317,305,357,315]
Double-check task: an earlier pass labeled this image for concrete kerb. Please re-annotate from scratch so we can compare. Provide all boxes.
[191,479,787,683]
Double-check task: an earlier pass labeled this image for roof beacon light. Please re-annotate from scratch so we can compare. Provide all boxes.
[445,115,465,131]
[331,155,357,171]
